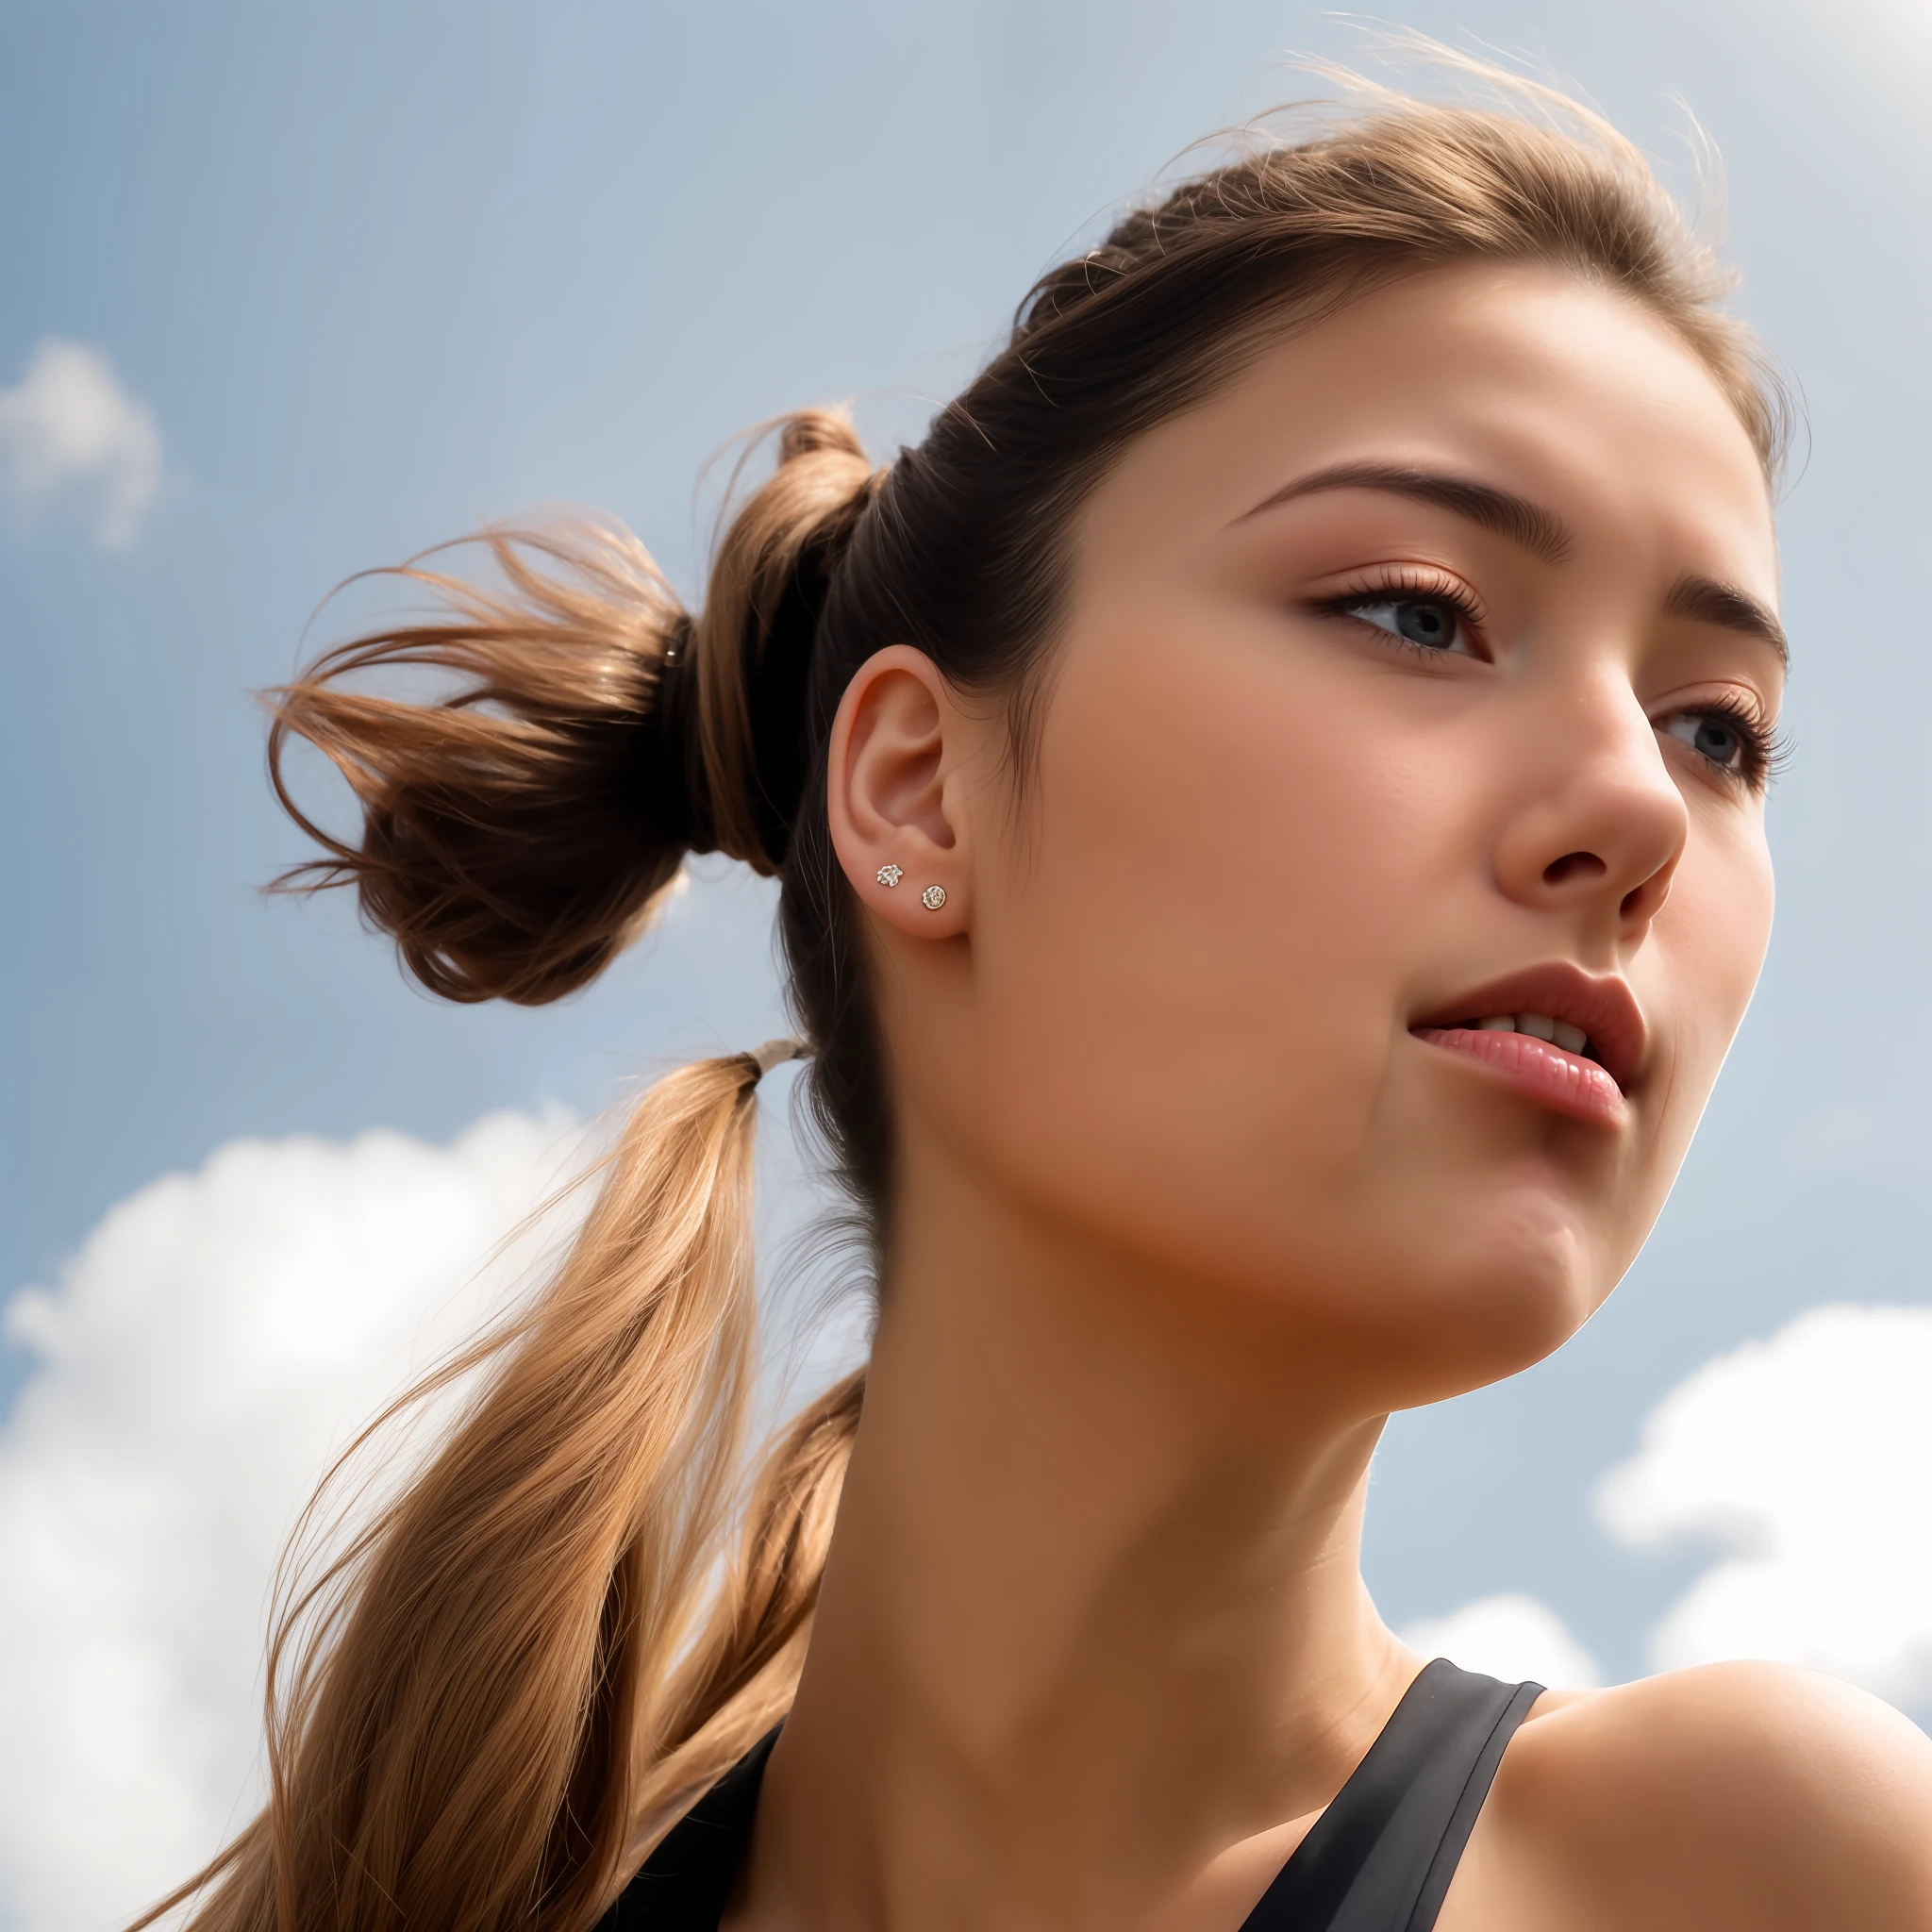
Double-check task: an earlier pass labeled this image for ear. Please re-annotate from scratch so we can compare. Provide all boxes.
[826,646,972,937]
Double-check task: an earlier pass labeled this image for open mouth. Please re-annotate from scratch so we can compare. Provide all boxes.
[1409,967,1643,1129]
[1444,1010,1595,1057]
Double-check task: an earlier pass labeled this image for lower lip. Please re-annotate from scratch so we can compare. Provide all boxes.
[1411,1025,1627,1128]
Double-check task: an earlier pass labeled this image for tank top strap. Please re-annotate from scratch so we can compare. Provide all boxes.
[600,1660,1539,1931]
[597,1729,778,1931]
[1238,1658,1543,1932]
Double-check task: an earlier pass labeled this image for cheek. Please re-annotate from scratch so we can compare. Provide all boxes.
[962,607,1466,1282]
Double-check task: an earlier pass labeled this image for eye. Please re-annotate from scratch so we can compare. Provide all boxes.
[1657,703,1786,790]
[1340,594,1480,657]
[1661,708,1749,774]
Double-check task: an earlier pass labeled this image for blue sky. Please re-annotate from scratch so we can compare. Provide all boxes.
[6,1,1932,1919]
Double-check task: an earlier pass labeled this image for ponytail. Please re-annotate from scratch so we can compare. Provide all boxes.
[150,414,879,1932]
[263,406,879,1002]
[150,1049,861,1932]
[266,518,689,1006]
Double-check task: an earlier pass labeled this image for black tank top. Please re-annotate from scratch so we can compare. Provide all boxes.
[599,1658,1541,1931]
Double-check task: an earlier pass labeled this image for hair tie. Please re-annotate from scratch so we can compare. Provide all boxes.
[747,1037,807,1082]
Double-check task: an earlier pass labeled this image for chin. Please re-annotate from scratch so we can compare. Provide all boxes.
[1341,1197,1609,1404]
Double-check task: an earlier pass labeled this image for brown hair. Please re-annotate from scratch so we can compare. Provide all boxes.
[155,75,1781,1932]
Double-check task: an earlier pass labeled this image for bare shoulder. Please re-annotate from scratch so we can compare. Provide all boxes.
[1481,1663,1932,1930]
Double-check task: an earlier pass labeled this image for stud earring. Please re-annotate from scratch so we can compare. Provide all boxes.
[876,864,904,888]
[921,884,947,911]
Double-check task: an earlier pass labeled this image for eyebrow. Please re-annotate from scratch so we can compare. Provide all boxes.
[1664,573,1789,669]
[1237,462,1788,668]
[1233,461,1574,566]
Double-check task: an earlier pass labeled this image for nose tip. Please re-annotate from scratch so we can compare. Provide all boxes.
[1496,715,1688,934]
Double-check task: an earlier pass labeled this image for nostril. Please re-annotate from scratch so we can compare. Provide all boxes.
[1543,851,1607,887]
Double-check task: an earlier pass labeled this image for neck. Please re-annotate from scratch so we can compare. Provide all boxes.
[744,1128,1416,1932]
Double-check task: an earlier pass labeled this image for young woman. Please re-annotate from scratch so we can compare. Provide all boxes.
[164,72,1932,1932]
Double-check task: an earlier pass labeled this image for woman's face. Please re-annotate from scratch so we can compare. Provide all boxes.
[853,262,1781,1407]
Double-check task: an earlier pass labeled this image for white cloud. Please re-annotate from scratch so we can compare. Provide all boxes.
[1401,1591,1602,1689]
[0,1113,588,1932]
[0,338,162,547]
[1598,1304,1932,1706]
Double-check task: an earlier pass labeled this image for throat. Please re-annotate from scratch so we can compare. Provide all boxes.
[742,1270,1407,1929]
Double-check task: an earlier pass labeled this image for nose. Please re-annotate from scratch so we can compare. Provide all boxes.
[1490,678,1689,941]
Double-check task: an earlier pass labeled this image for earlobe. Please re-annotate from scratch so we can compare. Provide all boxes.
[827,645,971,936]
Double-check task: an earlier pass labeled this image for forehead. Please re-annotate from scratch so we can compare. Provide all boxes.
[1077,262,1777,593]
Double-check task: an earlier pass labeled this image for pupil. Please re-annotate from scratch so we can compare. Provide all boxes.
[1396,601,1450,647]
[1695,719,1737,762]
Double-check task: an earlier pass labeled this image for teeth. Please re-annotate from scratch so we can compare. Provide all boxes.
[1463,1013,1592,1057]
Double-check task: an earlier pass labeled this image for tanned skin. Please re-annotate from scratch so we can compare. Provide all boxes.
[723,264,1932,1931]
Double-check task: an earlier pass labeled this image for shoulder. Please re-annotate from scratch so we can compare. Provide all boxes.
[1486,1663,1932,1931]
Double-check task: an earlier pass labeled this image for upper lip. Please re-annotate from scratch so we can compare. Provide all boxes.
[1410,962,1647,1093]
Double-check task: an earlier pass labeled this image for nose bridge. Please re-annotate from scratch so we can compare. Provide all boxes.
[1492,658,1688,927]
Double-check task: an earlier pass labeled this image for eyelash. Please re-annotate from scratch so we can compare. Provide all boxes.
[1672,703,1790,791]
[1308,566,1788,792]
[1312,565,1491,653]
